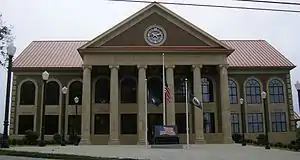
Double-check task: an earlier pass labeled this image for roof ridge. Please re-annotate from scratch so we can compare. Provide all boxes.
[32,40,89,42]
[220,39,265,41]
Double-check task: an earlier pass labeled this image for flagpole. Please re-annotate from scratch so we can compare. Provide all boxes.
[145,78,148,147]
[185,78,189,148]
[162,53,166,126]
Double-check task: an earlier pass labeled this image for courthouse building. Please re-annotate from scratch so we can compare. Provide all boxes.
[10,2,297,145]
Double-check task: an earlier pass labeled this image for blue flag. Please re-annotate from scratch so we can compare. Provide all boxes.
[147,90,161,107]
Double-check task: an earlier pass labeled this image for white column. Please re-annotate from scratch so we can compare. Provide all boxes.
[137,65,147,145]
[80,65,92,145]
[193,64,206,144]
[166,65,175,125]
[219,64,233,144]
[108,65,120,145]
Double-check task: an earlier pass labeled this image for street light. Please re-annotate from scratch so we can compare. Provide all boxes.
[261,91,270,150]
[0,43,16,148]
[240,98,246,146]
[39,71,49,147]
[294,81,300,115]
[73,96,79,144]
[61,86,68,146]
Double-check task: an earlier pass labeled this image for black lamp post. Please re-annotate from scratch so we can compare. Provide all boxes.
[240,98,246,146]
[0,43,16,148]
[73,97,79,137]
[261,91,270,150]
[294,81,300,116]
[73,96,79,146]
[61,86,68,146]
[39,71,49,147]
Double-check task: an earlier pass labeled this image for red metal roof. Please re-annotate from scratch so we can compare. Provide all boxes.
[12,40,295,70]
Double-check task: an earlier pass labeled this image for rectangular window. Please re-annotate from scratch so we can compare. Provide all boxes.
[247,113,263,133]
[271,112,287,132]
[67,115,81,135]
[231,113,240,134]
[94,114,109,134]
[121,114,137,134]
[18,115,34,134]
[203,112,215,133]
[45,115,59,135]
[175,113,186,134]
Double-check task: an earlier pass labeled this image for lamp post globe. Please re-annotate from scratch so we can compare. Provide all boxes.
[42,71,49,81]
[261,91,267,99]
[74,97,79,104]
[7,43,16,56]
[295,81,300,90]
[240,98,244,105]
[0,43,16,148]
[62,86,68,95]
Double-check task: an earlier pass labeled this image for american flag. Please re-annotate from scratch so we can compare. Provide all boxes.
[164,81,171,103]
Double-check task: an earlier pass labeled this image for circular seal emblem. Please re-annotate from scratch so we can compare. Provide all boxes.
[144,25,167,46]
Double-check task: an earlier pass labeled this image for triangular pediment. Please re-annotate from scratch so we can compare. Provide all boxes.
[79,2,231,50]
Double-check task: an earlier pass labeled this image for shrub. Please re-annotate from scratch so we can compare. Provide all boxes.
[274,142,283,148]
[256,134,266,146]
[288,144,294,150]
[24,130,39,145]
[68,134,81,145]
[46,140,57,145]
[16,139,24,145]
[53,134,62,144]
[283,144,288,148]
[290,140,296,145]
[11,139,17,145]
[232,134,242,143]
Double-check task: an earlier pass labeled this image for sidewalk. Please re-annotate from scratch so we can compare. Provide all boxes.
[6,144,300,160]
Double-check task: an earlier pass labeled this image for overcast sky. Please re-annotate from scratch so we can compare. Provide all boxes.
[1,0,300,131]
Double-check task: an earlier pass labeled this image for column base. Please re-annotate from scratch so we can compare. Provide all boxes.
[79,138,91,145]
[137,139,148,145]
[108,139,120,145]
[195,138,206,144]
[223,136,234,144]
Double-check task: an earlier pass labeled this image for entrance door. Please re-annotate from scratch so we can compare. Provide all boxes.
[147,113,163,144]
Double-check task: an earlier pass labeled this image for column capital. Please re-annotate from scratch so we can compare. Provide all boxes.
[165,65,175,69]
[137,65,147,69]
[192,64,203,69]
[82,65,92,70]
[109,65,119,69]
[218,64,229,69]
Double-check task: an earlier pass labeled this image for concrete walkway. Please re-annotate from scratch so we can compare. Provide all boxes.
[6,144,300,160]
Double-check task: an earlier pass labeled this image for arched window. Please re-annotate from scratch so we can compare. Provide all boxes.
[228,79,238,104]
[19,81,36,105]
[94,77,110,104]
[147,77,162,102]
[68,81,82,105]
[45,81,60,105]
[202,77,214,103]
[174,76,190,103]
[121,77,137,103]
[245,79,261,104]
[269,79,284,103]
